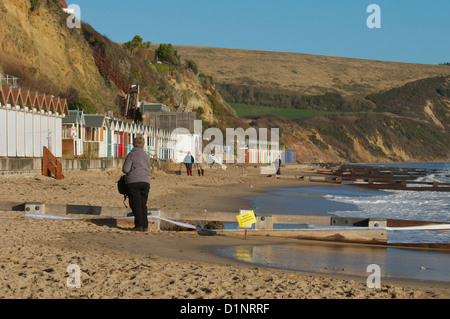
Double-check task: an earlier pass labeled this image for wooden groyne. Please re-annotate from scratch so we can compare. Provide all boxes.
[2,201,449,251]
[312,164,450,191]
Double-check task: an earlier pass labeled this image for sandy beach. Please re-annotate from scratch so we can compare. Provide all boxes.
[0,164,449,299]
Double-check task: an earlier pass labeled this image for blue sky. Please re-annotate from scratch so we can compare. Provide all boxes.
[70,0,449,65]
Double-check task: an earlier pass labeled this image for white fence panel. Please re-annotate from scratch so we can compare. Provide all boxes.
[40,115,48,152]
[0,108,7,157]
[33,112,42,157]
[55,117,62,157]
[25,111,34,157]
[7,107,16,157]
[48,116,56,154]
[16,110,25,157]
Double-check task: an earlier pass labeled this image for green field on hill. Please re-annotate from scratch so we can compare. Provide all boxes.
[230,103,347,119]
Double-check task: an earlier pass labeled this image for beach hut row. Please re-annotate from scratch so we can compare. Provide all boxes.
[0,83,178,161]
[1,84,295,163]
[0,84,69,158]
[62,110,178,160]
[246,144,297,164]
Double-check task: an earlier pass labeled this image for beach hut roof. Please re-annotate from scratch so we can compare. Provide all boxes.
[62,110,77,123]
[36,94,47,111]
[111,119,119,130]
[0,86,6,106]
[123,121,131,132]
[53,98,62,114]
[21,90,32,108]
[0,86,10,106]
[5,88,16,106]
[9,89,20,106]
[112,119,125,131]
[84,114,107,128]
[63,109,85,125]
[28,92,39,110]
[118,120,125,131]
[0,83,69,115]
[1,86,10,97]
[45,96,55,113]
[60,99,69,117]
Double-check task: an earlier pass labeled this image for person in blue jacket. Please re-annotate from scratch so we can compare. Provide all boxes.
[183,152,195,176]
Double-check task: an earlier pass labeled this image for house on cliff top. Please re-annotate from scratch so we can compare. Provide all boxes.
[60,0,75,15]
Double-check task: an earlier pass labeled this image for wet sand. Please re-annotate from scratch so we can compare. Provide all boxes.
[0,164,449,299]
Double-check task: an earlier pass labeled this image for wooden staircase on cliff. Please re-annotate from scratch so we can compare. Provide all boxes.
[90,47,140,119]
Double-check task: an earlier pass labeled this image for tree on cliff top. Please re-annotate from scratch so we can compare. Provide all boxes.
[123,35,151,56]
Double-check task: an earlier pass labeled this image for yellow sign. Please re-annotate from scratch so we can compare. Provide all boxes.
[237,210,257,229]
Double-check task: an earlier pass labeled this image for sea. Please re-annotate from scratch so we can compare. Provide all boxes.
[212,162,450,283]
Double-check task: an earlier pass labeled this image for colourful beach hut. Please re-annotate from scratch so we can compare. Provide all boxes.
[62,110,85,157]
[84,114,109,158]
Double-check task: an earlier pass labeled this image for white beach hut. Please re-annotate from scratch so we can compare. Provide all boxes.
[23,90,34,157]
[0,85,68,159]
[0,87,9,157]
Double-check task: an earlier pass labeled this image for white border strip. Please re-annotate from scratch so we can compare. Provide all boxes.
[4,214,450,232]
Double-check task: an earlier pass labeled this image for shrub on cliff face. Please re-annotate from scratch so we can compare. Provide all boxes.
[30,0,40,11]
[185,59,199,74]
[70,97,96,114]
[29,0,73,28]
[156,44,181,65]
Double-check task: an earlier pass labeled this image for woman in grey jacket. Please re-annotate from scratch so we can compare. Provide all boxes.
[122,135,150,231]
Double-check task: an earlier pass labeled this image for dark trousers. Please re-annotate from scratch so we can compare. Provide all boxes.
[127,182,150,229]
[186,166,192,176]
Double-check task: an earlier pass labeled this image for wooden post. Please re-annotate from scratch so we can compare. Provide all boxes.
[42,147,48,177]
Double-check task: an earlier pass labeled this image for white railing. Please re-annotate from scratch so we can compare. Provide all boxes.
[0,73,19,88]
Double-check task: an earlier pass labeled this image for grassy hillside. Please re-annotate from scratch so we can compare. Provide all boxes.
[367,75,450,122]
[230,103,348,119]
[174,45,450,99]
[175,45,450,163]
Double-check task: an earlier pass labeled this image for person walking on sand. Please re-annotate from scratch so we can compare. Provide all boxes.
[183,152,195,176]
[275,157,282,175]
[122,135,150,232]
[196,151,204,176]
